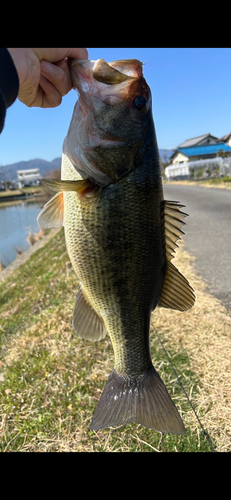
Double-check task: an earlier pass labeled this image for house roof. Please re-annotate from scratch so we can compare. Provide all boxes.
[220,132,231,142]
[178,133,218,148]
[178,142,231,158]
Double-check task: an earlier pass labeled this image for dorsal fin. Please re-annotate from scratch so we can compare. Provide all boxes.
[159,261,195,311]
[163,200,188,260]
[159,200,195,311]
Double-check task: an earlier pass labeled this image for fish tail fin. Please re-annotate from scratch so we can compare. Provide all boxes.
[90,367,185,435]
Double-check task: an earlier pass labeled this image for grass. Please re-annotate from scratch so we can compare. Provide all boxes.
[0,228,229,451]
[164,178,231,189]
[206,175,231,184]
[0,186,42,198]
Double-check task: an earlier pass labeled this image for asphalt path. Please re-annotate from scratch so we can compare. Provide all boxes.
[163,184,231,311]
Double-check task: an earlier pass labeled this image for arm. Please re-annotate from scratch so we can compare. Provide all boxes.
[0,48,19,133]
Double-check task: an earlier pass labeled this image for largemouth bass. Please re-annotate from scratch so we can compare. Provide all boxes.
[38,58,195,434]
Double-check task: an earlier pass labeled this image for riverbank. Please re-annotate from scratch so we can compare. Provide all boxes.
[0,197,51,268]
[0,186,41,199]
[0,185,51,207]
[0,228,61,281]
[0,228,230,451]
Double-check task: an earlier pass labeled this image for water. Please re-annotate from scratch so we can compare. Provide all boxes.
[0,200,43,267]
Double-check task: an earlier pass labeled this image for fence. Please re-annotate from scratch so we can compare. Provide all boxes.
[165,157,231,181]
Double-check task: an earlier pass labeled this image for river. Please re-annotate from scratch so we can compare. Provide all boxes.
[0,200,44,267]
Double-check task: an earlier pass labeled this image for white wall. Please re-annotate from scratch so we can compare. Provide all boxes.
[172,152,188,164]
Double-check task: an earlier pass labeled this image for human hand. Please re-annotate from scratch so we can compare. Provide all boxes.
[7,48,88,108]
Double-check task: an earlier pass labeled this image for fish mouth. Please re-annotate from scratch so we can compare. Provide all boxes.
[69,58,146,105]
[92,58,143,83]
[70,58,143,83]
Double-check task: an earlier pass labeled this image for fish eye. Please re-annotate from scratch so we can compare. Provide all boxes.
[133,95,147,111]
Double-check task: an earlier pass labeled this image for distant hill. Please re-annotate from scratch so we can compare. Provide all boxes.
[0,150,173,181]
[159,149,174,163]
[0,157,62,181]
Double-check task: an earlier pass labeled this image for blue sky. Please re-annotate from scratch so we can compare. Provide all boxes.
[0,47,231,165]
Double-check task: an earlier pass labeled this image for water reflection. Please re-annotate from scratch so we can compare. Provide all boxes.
[0,200,44,267]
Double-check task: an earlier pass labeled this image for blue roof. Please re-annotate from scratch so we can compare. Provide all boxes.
[178,142,231,158]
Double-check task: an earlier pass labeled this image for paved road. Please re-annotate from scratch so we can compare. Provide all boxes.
[163,184,231,311]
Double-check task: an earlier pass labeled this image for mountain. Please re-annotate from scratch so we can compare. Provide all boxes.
[159,149,174,164]
[0,158,62,181]
[0,150,174,182]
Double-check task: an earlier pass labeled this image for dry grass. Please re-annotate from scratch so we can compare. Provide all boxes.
[26,229,45,247]
[153,243,231,452]
[165,179,231,190]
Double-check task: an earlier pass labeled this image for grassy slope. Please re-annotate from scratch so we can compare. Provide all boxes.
[0,228,223,452]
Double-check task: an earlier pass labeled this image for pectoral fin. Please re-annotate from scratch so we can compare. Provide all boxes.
[73,284,107,341]
[159,200,195,311]
[37,192,64,228]
[42,178,90,193]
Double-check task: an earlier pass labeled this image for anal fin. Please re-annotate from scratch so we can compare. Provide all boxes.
[73,284,107,341]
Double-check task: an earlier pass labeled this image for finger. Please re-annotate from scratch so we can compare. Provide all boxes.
[26,75,62,108]
[40,59,72,98]
[33,47,88,64]
[38,74,63,107]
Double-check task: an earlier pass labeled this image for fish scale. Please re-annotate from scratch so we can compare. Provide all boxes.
[63,159,164,377]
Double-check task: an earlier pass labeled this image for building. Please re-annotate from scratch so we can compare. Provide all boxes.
[17,169,42,187]
[170,133,231,165]
[170,142,231,165]
[220,132,231,147]
[177,133,219,149]
[165,132,231,180]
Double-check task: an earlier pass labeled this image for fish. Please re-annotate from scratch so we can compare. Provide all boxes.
[37,58,195,434]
